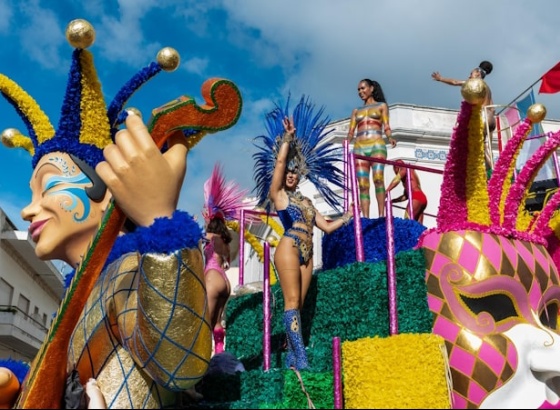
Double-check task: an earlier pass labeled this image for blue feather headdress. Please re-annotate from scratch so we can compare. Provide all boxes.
[252,95,345,211]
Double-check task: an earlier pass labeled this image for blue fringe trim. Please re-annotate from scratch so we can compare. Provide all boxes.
[321,217,427,270]
[64,210,203,289]
[0,358,30,384]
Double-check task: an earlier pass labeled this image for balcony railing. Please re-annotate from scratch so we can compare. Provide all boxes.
[0,305,49,357]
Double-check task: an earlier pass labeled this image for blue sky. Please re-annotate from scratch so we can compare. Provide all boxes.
[1,0,560,232]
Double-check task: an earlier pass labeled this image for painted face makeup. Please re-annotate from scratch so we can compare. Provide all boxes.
[21,152,107,266]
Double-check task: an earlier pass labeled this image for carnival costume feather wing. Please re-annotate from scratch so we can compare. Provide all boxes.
[252,95,345,211]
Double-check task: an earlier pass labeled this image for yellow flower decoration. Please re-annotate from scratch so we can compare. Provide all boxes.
[227,220,278,285]
[260,214,284,237]
[465,107,490,225]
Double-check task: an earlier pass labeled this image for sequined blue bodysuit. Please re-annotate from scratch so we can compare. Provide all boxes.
[277,191,316,264]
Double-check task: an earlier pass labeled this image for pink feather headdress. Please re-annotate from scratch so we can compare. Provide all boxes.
[202,163,254,223]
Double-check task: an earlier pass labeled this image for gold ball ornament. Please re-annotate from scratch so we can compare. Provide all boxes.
[157,47,180,72]
[266,235,277,245]
[461,78,488,105]
[65,19,95,49]
[1,128,22,147]
[527,103,547,123]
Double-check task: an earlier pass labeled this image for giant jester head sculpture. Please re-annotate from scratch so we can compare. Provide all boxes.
[419,79,560,409]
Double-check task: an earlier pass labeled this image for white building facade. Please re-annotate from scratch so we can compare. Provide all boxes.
[237,103,560,286]
[0,208,64,362]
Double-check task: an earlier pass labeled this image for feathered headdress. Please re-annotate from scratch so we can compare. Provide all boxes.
[202,162,254,223]
[252,95,345,211]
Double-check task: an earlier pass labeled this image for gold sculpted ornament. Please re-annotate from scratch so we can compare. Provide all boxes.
[527,103,547,123]
[65,19,95,49]
[157,47,180,72]
[461,78,487,105]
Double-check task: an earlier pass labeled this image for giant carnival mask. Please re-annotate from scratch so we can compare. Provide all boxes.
[419,79,560,409]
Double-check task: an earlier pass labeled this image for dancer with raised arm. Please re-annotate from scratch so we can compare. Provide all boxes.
[253,96,351,370]
[432,60,495,173]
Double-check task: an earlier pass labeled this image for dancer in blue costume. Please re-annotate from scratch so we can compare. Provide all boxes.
[253,96,352,370]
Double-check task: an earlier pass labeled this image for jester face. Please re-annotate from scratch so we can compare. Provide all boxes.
[422,230,560,409]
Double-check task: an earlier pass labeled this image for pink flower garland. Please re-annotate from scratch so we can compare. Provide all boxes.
[503,129,560,232]
[487,120,531,226]
[530,129,560,235]
[437,101,472,230]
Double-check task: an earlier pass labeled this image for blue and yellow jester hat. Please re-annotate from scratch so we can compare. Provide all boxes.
[0,18,242,173]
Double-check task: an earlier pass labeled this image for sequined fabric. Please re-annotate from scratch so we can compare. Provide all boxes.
[67,248,212,408]
[277,191,316,264]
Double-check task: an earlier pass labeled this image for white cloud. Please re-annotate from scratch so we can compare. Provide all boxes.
[94,0,170,66]
[215,0,560,120]
[0,0,12,33]
[182,56,209,76]
[18,1,65,70]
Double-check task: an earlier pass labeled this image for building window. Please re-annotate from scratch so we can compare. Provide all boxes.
[0,278,14,307]
[42,313,47,326]
[32,306,41,323]
[17,294,30,318]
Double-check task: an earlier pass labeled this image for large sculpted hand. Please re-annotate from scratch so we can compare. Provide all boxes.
[96,112,189,227]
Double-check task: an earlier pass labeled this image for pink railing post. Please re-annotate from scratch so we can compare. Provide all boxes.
[343,140,349,212]
[405,167,413,219]
[347,150,364,262]
[333,336,343,409]
[263,241,271,371]
[238,209,245,286]
[385,191,399,335]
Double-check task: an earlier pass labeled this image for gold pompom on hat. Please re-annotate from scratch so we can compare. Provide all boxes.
[0,18,242,171]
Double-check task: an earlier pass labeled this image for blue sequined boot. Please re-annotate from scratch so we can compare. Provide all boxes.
[285,336,295,369]
[283,309,308,370]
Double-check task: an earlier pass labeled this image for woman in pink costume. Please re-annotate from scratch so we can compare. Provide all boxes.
[202,163,252,355]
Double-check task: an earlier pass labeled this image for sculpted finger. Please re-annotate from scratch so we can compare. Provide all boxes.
[114,128,137,157]
[125,110,157,151]
[95,160,118,189]
[163,131,188,171]
[101,142,127,174]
